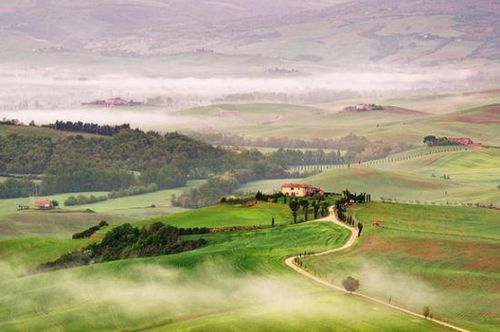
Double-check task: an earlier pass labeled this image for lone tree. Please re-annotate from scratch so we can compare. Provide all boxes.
[271,217,275,227]
[423,306,431,319]
[289,199,300,224]
[342,276,360,293]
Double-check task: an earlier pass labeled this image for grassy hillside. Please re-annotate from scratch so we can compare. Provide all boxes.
[304,147,500,205]
[0,217,450,331]
[0,124,98,139]
[0,181,204,238]
[0,237,93,270]
[174,102,500,147]
[307,166,455,201]
[303,202,500,332]
[137,202,292,229]
[313,88,500,115]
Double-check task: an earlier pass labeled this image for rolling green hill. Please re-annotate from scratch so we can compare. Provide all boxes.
[0,215,447,331]
[304,202,500,332]
[175,102,500,147]
[302,146,500,205]
[307,166,455,201]
[0,181,204,239]
[137,202,292,229]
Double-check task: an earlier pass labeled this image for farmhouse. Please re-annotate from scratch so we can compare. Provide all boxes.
[34,199,54,210]
[448,137,474,145]
[281,183,321,197]
[355,104,370,111]
[106,97,128,107]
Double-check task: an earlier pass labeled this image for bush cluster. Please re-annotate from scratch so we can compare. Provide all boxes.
[39,222,207,271]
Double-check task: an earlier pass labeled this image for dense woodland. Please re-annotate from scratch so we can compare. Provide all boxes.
[0,178,34,199]
[0,129,287,197]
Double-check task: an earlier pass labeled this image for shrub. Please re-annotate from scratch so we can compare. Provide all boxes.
[342,276,360,293]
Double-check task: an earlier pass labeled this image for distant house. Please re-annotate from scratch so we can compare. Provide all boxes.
[281,183,321,197]
[105,97,128,107]
[34,199,54,210]
[448,137,474,145]
[355,104,370,111]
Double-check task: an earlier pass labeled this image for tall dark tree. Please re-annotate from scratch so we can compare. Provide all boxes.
[357,222,363,237]
[289,199,300,224]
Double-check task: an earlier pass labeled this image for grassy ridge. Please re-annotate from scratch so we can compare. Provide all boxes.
[303,202,500,332]
[136,202,292,229]
[303,147,500,205]
[0,237,93,269]
[0,124,99,139]
[307,166,455,200]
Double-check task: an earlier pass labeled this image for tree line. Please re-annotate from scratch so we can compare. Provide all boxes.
[43,120,131,136]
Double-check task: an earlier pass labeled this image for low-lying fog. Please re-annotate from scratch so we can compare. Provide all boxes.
[0,259,444,329]
[0,67,484,110]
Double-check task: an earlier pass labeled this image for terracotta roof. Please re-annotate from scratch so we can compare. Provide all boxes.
[448,137,473,145]
[34,199,52,207]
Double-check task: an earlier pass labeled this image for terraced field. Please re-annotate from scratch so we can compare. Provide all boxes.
[303,202,500,332]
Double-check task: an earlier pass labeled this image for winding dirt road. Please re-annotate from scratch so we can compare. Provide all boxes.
[285,208,471,332]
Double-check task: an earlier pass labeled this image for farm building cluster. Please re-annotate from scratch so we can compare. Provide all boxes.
[82,97,143,107]
[343,104,384,112]
[281,183,322,197]
[18,199,56,211]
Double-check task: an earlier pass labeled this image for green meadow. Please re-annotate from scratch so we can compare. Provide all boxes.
[0,181,204,239]
[138,202,292,229]
[0,212,449,332]
[303,202,500,332]
[302,147,500,205]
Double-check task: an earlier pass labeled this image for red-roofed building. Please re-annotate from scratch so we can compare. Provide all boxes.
[355,104,370,111]
[448,137,473,145]
[34,199,54,210]
[281,183,321,197]
[105,97,128,107]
